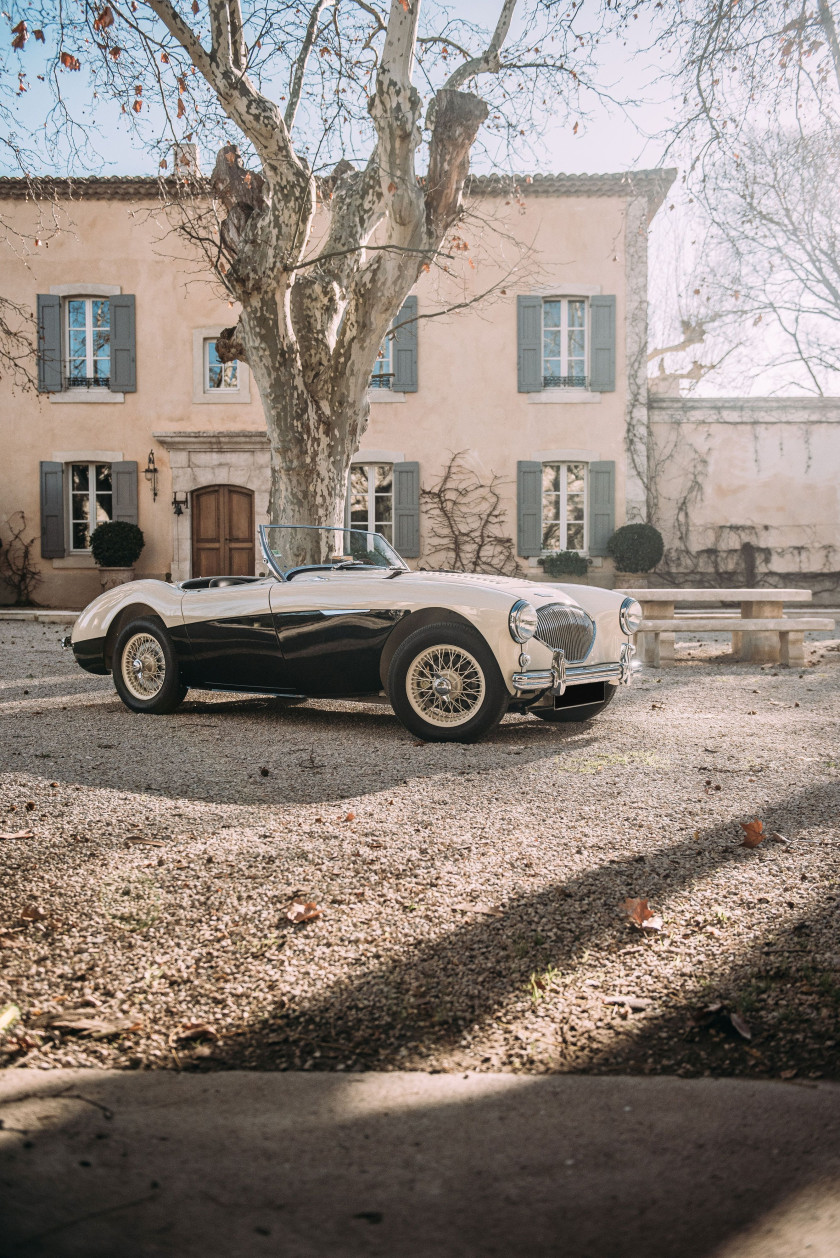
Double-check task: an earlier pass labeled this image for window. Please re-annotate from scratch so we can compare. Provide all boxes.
[66,298,110,389]
[204,338,239,391]
[542,462,586,552]
[348,464,393,541]
[69,462,113,551]
[370,336,393,389]
[542,298,587,389]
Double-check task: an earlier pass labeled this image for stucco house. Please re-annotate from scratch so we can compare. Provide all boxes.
[0,166,675,606]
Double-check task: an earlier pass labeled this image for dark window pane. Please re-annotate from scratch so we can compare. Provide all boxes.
[542,521,560,549]
[567,523,584,550]
[71,464,89,492]
[72,521,89,550]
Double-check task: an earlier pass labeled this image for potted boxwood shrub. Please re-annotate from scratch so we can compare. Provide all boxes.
[537,550,591,581]
[606,523,663,588]
[90,521,145,592]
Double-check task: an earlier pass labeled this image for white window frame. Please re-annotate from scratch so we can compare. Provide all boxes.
[541,461,588,555]
[542,297,589,389]
[67,460,114,554]
[192,326,251,404]
[346,462,394,541]
[65,297,111,389]
[47,282,125,404]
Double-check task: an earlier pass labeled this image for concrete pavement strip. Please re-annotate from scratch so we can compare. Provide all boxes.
[1,1070,838,1257]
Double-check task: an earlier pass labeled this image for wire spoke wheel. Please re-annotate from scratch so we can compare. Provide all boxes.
[121,632,167,700]
[405,644,486,728]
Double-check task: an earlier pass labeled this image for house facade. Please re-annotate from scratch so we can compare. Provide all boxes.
[0,169,675,607]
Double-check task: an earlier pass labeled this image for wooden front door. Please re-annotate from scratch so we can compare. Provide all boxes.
[191,485,255,578]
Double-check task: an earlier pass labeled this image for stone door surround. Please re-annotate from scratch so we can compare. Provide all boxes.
[154,431,270,582]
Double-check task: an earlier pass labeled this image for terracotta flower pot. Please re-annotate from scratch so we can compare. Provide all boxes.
[99,566,135,592]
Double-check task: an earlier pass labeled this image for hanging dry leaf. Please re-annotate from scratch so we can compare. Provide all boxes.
[740,818,765,848]
[0,830,34,841]
[177,96,186,118]
[34,28,45,41]
[160,51,169,63]
[109,45,122,59]
[192,0,200,12]
[286,900,322,924]
[11,20,27,49]
[132,99,143,113]
[59,51,81,71]
[93,6,114,31]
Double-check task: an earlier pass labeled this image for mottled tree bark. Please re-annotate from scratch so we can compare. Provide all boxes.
[149,0,500,556]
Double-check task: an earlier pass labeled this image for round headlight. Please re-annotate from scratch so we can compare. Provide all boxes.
[509,599,538,643]
[619,597,643,635]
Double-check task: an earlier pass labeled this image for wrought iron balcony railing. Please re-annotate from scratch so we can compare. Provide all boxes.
[66,375,110,389]
[543,374,588,390]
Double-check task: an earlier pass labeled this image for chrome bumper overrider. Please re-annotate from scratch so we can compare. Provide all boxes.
[512,643,635,695]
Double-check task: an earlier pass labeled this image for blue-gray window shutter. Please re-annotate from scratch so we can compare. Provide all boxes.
[110,295,136,392]
[517,295,542,392]
[40,461,65,558]
[112,461,139,524]
[37,294,62,393]
[588,461,615,556]
[393,461,420,558]
[517,460,542,556]
[589,295,616,392]
[391,296,418,392]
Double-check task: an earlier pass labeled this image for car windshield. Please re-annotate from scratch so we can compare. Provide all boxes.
[259,525,408,579]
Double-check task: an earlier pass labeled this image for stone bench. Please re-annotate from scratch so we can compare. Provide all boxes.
[617,588,823,666]
[638,617,835,667]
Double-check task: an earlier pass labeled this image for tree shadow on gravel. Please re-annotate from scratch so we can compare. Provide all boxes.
[209,777,839,1077]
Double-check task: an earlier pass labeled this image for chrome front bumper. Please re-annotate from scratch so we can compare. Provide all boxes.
[512,643,635,695]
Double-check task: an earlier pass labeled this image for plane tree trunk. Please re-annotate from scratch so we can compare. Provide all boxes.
[146,0,510,554]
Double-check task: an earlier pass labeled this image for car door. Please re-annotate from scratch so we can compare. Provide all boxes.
[181,581,293,691]
[269,573,404,697]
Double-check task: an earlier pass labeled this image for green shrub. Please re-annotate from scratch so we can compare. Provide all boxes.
[90,521,145,568]
[606,523,664,573]
[538,550,590,577]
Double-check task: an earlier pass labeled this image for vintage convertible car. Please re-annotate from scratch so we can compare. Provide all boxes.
[70,525,641,743]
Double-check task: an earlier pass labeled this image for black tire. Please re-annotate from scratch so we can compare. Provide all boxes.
[532,684,618,724]
[112,617,188,715]
[387,622,508,743]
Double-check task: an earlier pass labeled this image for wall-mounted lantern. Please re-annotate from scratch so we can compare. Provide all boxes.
[144,450,159,502]
[172,490,189,517]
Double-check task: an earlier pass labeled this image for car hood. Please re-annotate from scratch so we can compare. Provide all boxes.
[395,569,582,606]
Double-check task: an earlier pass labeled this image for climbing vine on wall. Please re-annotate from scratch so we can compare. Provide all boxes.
[421,451,521,577]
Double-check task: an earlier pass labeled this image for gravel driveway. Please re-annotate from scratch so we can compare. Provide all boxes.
[1,621,839,1080]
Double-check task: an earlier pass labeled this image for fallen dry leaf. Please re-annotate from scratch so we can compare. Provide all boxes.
[604,995,651,1010]
[19,904,46,923]
[452,902,504,917]
[622,898,662,931]
[125,837,165,847]
[0,830,34,840]
[780,1068,797,1079]
[286,901,322,925]
[48,1013,142,1039]
[729,1012,752,1040]
[0,1003,21,1035]
[740,818,765,848]
[344,812,355,823]
[0,932,25,949]
[176,1021,217,1041]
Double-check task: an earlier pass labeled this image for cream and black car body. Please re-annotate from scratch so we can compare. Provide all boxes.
[70,525,641,743]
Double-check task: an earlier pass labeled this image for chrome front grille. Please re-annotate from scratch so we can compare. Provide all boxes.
[535,603,595,662]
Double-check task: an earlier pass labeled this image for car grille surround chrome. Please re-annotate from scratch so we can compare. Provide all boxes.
[534,603,596,662]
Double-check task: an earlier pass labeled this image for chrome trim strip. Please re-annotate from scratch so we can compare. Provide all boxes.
[320,609,372,616]
[512,643,635,693]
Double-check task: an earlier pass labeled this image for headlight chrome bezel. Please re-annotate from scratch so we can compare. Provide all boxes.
[619,596,643,635]
[509,599,539,643]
